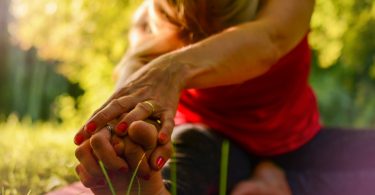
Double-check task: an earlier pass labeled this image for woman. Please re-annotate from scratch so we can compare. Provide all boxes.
[73,0,375,194]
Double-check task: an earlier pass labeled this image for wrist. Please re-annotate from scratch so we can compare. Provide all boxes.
[167,47,211,90]
[150,52,193,91]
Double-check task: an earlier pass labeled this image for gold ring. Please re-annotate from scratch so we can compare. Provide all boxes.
[143,101,155,114]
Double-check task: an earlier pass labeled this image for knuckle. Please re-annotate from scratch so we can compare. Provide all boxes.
[124,145,143,157]
[75,147,85,160]
[90,135,105,150]
[124,112,137,123]
[109,99,119,107]
[135,87,149,97]
[96,111,111,122]
[111,98,127,110]
[130,120,144,130]
[138,102,152,114]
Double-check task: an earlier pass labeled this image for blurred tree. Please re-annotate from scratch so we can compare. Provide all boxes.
[1,0,84,121]
[0,0,11,114]
[310,0,375,127]
[8,0,141,124]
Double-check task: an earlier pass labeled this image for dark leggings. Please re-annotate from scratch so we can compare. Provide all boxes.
[162,124,375,195]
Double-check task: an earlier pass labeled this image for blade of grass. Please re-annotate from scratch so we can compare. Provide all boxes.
[219,139,230,195]
[127,153,146,195]
[99,160,117,195]
[170,145,177,195]
[137,177,141,195]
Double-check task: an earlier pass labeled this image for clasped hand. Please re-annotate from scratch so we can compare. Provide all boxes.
[73,54,185,194]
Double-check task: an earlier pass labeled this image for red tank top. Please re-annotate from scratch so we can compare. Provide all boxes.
[175,35,321,156]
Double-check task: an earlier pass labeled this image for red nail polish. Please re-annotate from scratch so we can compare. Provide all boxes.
[86,121,97,133]
[116,122,128,133]
[159,132,168,143]
[74,133,84,145]
[156,156,165,169]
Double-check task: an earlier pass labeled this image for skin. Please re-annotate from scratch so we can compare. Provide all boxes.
[231,161,292,195]
[75,120,173,194]
[74,0,315,194]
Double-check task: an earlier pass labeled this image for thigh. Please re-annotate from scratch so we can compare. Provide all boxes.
[162,124,257,195]
[273,128,375,195]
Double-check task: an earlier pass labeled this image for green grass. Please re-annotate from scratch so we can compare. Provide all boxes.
[0,117,78,195]
[219,139,230,195]
[99,160,117,195]
[0,116,232,195]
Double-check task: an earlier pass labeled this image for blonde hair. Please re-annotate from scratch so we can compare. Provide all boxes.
[166,0,259,42]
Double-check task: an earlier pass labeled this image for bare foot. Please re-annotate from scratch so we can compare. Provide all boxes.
[231,161,292,195]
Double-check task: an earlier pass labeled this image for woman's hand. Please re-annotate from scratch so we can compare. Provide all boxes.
[73,0,186,147]
[74,52,188,147]
[75,121,173,194]
[112,120,172,175]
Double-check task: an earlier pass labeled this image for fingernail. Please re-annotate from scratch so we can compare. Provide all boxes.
[156,156,165,169]
[119,166,128,173]
[86,121,97,133]
[116,122,128,133]
[159,132,168,143]
[74,133,84,145]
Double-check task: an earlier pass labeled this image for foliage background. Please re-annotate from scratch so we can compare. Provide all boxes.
[0,0,374,194]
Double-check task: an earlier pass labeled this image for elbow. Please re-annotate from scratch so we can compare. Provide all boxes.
[258,36,283,72]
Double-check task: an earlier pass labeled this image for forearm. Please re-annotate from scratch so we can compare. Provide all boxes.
[169,0,314,89]
[114,2,183,89]
[172,22,280,89]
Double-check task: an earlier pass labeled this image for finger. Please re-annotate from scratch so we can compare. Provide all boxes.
[149,142,173,171]
[111,135,125,157]
[158,111,175,145]
[90,127,129,172]
[75,139,103,177]
[115,101,156,135]
[74,105,121,146]
[89,86,131,118]
[113,141,125,157]
[113,112,129,137]
[85,96,137,134]
[76,164,105,188]
[231,180,264,195]
[123,137,152,179]
[74,93,129,145]
[74,127,91,146]
[128,120,158,150]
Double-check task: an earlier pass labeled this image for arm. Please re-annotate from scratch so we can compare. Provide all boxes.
[79,0,315,147]
[167,0,315,89]
[114,1,184,89]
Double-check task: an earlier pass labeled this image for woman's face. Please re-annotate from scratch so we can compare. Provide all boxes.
[148,0,180,36]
